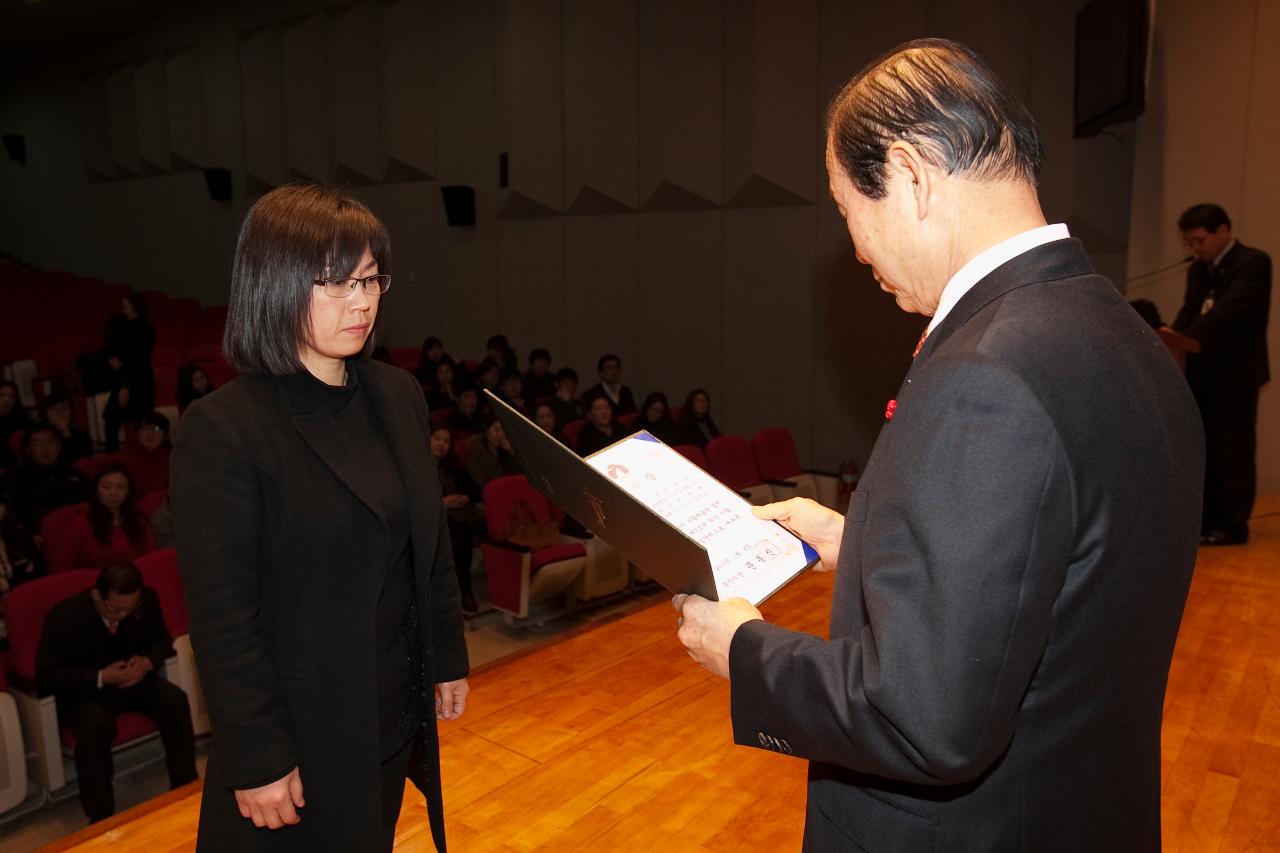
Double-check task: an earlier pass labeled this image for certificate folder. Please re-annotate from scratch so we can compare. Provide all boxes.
[484,390,817,605]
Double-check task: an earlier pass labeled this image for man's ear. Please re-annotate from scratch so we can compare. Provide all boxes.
[884,141,932,220]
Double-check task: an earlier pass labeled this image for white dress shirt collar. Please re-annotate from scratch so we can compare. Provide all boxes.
[927,223,1071,334]
[1212,238,1237,269]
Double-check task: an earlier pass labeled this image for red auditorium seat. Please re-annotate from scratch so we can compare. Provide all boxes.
[39,502,90,573]
[705,435,793,506]
[136,548,189,639]
[561,418,587,450]
[185,343,222,363]
[480,475,587,621]
[152,346,186,369]
[673,443,709,471]
[751,427,840,509]
[429,408,454,431]
[136,488,168,520]
[73,454,119,479]
[617,412,639,429]
[153,364,180,407]
[389,347,419,371]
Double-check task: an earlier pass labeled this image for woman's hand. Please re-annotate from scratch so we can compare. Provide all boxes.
[235,767,305,829]
[442,494,470,510]
[435,678,469,721]
[752,498,845,570]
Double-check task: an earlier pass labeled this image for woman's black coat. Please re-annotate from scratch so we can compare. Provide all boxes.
[171,358,468,852]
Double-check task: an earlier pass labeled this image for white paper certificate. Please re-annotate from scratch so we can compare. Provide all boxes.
[584,432,816,604]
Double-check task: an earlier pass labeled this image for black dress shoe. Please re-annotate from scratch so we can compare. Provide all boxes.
[1199,530,1248,546]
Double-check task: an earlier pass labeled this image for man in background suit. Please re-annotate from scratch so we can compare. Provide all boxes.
[1173,203,1272,545]
[675,39,1203,851]
[581,354,637,416]
[36,561,197,823]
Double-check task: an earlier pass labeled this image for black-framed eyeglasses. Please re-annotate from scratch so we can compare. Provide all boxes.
[313,274,392,299]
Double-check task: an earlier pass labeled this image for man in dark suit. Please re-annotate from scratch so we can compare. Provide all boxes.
[675,39,1203,851]
[581,353,637,416]
[36,561,197,823]
[1173,203,1272,545]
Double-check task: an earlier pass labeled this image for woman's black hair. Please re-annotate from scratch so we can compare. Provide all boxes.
[176,364,216,409]
[683,387,712,419]
[224,182,391,375]
[639,391,671,424]
[87,461,148,550]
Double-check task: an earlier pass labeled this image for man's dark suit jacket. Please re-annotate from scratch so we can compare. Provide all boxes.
[171,358,468,853]
[36,587,173,702]
[581,382,637,416]
[729,239,1204,851]
[1173,240,1272,393]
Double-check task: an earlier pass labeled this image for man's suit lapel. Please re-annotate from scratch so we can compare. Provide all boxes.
[914,238,1095,364]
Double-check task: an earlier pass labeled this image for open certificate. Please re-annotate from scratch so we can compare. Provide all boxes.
[584,433,816,604]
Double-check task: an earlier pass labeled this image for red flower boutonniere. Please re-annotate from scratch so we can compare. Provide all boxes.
[885,399,897,421]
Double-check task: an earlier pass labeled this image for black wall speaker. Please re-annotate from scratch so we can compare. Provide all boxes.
[204,167,232,201]
[2,134,26,165]
[441,185,476,227]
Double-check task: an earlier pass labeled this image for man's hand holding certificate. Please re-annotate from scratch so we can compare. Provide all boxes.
[673,497,845,679]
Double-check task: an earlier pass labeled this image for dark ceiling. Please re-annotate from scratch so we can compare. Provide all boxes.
[0,0,178,68]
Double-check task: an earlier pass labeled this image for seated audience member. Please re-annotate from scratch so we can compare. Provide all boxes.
[635,391,681,445]
[523,348,556,401]
[101,293,156,452]
[6,425,90,530]
[679,387,722,448]
[1129,298,1165,329]
[415,335,455,384]
[549,367,584,428]
[532,401,562,441]
[497,368,527,414]
[576,393,625,457]
[0,381,33,467]
[36,561,197,823]
[448,387,484,436]
[66,462,156,569]
[426,360,462,413]
[1,490,42,595]
[176,364,216,413]
[464,416,519,491]
[429,427,482,615]
[484,334,517,371]
[40,392,94,464]
[117,411,171,499]
[473,358,502,395]
[582,354,637,416]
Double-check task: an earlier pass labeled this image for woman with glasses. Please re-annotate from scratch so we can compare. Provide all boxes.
[171,183,469,853]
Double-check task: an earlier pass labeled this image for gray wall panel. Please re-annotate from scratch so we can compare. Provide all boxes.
[134,55,170,172]
[563,0,638,211]
[721,207,816,455]
[563,215,640,385]
[239,26,287,189]
[281,14,330,182]
[165,46,206,168]
[638,0,722,207]
[638,212,724,404]
[330,2,383,183]
[383,0,436,180]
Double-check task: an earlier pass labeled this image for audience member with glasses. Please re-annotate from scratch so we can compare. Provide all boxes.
[171,182,470,853]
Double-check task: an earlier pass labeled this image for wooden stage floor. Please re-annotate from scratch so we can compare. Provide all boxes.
[40,495,1280,852]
